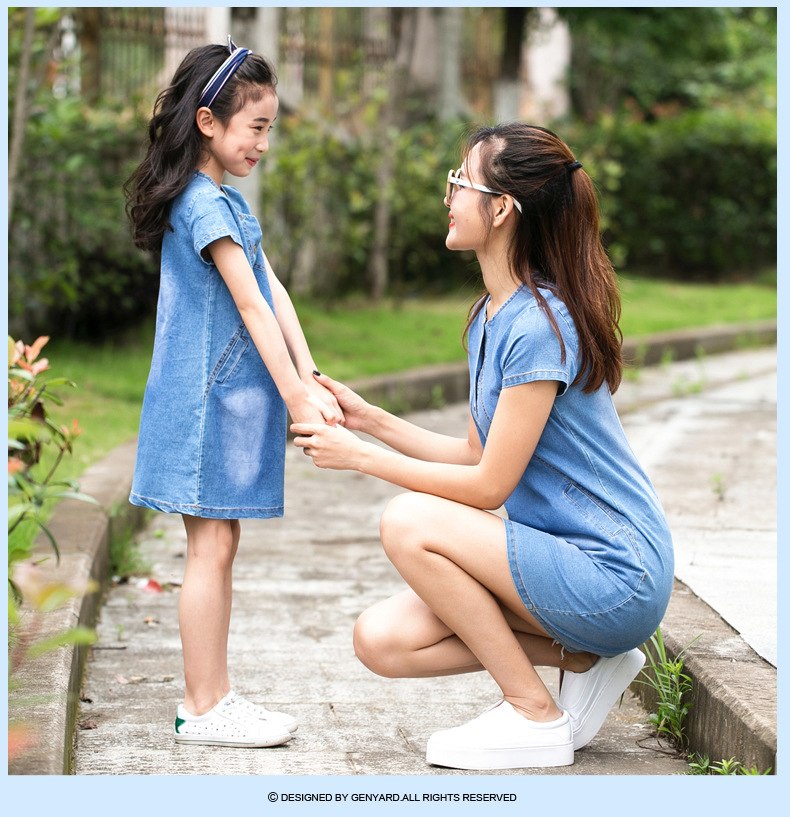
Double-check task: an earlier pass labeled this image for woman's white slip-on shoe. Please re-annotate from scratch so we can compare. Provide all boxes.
[426,701,573,770]
[558,647,646,750]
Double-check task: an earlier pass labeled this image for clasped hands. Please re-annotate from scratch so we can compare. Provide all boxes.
[292,372,369,471]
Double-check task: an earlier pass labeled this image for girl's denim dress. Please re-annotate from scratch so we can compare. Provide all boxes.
[130,172,286,519]
[468,285,674,656]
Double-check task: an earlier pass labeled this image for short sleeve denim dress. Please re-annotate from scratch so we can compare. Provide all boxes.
[129,171,287,519]
[468,285,674,656]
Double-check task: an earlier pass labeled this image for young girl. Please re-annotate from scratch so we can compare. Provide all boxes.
[125,39,342,748]
[292,124,674,770]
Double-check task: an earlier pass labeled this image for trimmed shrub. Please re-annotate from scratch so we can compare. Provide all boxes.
[566,106,776,278]
[9,99,157,339]
[259,111,474,297]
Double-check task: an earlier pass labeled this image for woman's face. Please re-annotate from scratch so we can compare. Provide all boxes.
[444,143,491,253]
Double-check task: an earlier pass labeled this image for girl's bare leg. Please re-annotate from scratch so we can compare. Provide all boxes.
[179,516,239,714]
[371,492,592,722]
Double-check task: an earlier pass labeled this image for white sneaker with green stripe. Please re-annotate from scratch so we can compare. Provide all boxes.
[174,690,293,748]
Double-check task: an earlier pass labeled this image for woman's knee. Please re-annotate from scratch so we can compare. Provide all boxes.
[379,493,439,562]
[353,607,407,678]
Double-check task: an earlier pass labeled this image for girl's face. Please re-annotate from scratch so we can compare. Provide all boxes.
[444,144,490,252]
[200,91,279,185]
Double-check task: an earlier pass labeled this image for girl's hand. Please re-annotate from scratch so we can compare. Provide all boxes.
[287,395,329,426]
[291,422,366,471]
[311,372,372,432]
[303,375,345,426]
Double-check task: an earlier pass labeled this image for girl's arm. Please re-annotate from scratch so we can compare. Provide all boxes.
[263,251,317,379]
[263,252,342,421]
[292,379,558,510]
[208,237,329,424]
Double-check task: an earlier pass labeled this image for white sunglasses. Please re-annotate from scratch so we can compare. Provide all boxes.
[446,168,523,214]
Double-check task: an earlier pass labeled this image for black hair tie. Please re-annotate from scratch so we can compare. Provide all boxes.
[567,161,583,172]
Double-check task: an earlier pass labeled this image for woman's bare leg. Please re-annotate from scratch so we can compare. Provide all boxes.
[354,588,595,678]
[375,492,589,722]
[179,516,239,714]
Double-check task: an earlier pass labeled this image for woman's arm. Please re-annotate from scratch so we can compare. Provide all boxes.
[292,379,558,509]
[366,406,483,465]
[208,237,328,424]
[312,372,481,465]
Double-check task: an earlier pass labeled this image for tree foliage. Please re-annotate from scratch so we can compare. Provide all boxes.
[559,7,776,121]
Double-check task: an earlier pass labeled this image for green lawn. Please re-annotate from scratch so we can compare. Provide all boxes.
[37,274,776,481]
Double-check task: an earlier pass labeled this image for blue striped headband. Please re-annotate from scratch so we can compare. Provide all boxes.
[198,36,251,109]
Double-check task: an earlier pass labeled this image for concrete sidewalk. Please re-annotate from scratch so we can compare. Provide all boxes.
[67,346,776,776]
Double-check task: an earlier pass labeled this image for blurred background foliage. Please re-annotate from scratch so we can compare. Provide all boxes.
[7,6,776,341]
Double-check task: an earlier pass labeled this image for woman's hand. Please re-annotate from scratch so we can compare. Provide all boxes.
[311,372,372,432]
[303,374,345,425]
[291,422,367,471]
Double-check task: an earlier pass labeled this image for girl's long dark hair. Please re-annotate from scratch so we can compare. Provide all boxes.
[125,44,277,253]
[463,123,623,394]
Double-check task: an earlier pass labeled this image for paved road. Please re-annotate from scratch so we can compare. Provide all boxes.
[72,347,775,775]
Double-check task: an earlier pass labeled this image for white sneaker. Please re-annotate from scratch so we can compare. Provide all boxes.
[426,701,573,770]
[558,647,646,750]
[225,689,298,733]
[174,691,293,747]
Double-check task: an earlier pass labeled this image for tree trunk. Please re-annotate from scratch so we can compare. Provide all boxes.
[318,8,334,111]
[8,7,36,221]
[79,7,101,103]
[438,7,465,122]
[494,8,527,122]
[366,9,416,301]
[368,139,394,302]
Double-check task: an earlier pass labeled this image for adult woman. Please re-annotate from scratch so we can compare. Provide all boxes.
[292,124,673,770]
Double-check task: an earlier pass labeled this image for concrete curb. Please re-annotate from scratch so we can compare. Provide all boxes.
[634,581,776,773]
[8,441,146,775]
[7,319,776,774]
[349,319,777,413]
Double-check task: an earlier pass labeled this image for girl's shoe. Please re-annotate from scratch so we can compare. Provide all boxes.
[558,647,646,750]
[225,689,299,733]
[174,691,293,748]
[425,701,573,770]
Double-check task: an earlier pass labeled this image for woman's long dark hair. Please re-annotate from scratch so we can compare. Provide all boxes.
[125,44,277,253]
[463,123,623,394]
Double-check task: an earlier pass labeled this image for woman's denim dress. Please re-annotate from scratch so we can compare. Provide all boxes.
[468,285,674,656]
[129,172,286,519]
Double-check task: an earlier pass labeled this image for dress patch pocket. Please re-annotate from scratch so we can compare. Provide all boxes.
[207,328,249,391]
[562,481,624,539]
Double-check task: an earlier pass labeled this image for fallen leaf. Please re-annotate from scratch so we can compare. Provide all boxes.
[78,719,98,730]
[80,695,93,704]
[143,616,159,626]
[8,724,36,760]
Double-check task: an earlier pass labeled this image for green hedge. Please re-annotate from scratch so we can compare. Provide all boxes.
[259,111,472,297]
[10,99,774,340]
[9,99,156,339]
[566,106,776,278]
